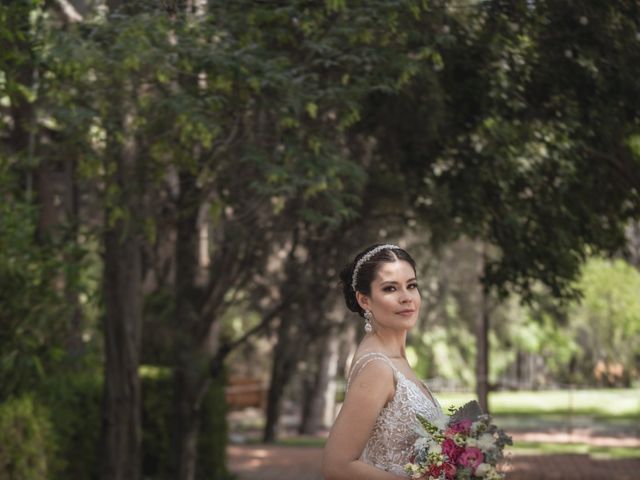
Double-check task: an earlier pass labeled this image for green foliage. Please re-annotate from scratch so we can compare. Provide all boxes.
[489,257,640,386]
[567,257,640,385]
[0,166,87,400]
[196,373,231,480]
[141,368,172,478]
[500,293,580,384]
[0,395,53,480]
[141,366,231,480]
[36,371,102,480]
[0,0,44,108]
[13,366,232,480]
[41,0,451,236]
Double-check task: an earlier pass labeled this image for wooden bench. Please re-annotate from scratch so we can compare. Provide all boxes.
[225,377,266,410]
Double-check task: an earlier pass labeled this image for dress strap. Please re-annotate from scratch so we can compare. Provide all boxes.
[346,352,398,393]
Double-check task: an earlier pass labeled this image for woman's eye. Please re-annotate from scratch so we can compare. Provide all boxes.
[383,284,418,292]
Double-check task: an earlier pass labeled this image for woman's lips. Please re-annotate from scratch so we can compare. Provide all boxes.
[396,309,415,316]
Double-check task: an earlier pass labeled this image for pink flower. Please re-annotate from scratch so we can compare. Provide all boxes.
[443,462,457,480]
[459,447,484,470]
[447,419,472,435]
[442,438,463,463]
[428,464,444,478]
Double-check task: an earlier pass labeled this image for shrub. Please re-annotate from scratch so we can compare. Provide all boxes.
[196,372,231,480]
[0,395,53,480]
[141,365,232,480]
[37,370,102,480]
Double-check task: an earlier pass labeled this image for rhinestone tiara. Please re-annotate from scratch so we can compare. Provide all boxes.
[351,244,401,291]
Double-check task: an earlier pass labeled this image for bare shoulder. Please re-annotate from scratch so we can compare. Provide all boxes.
[347,357,395,404]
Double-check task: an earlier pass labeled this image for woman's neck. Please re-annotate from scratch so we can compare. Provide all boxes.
[361,330,407,359]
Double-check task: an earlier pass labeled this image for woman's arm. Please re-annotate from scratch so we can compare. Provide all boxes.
[322,360,406,480]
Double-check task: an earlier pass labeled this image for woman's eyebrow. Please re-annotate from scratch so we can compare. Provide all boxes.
[380,278,417,285]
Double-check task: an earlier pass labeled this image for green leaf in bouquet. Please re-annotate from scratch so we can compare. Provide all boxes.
[450,400,484,423]
[415,413,438,434]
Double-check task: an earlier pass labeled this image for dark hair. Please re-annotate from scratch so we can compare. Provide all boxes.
[339,244,417,317]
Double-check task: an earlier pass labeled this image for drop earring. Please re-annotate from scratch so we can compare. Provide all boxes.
[363,310,373,333]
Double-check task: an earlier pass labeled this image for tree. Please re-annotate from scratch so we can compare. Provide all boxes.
[357,0,640,409]
[568,257,640,386]
[90,2,148,478]
[0,0,93,400]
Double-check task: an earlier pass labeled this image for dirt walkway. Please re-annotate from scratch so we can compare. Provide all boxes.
[228,444,640,480]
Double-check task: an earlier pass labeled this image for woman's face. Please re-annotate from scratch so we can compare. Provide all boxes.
[357,260,421,332]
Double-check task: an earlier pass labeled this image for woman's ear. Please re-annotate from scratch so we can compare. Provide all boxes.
[356,291,370,311]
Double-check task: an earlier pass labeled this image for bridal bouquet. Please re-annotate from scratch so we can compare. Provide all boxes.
[404,402,512,480]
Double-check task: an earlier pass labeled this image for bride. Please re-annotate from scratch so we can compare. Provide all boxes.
[323,244,443,480]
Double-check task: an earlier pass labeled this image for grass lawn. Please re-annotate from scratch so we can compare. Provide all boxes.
[260,438,640,460]
[510,441,640,459]
[436,388,640,418]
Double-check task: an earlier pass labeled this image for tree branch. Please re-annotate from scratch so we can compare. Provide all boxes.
[584,146,640,193]
[210,300,287,376]
[47,0,83,23]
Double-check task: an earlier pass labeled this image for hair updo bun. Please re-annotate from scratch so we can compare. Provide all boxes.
[339,244,417,317]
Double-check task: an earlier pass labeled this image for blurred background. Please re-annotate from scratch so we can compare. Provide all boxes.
[1,1,639,480]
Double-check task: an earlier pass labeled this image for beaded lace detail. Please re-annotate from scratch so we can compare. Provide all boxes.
[346,352,442,477]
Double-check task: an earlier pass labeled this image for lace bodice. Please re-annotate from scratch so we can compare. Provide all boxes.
[346,352,442,477]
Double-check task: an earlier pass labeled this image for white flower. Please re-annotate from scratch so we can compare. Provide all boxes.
[470,421,483,435]
[466,438,478,448]
[414,437,429,451]
[486,468,502,480]
[404,463,420,474]
[427,438,439,450]
[477,463,501,479]
[477,433,496,451]
[475,463,492,477]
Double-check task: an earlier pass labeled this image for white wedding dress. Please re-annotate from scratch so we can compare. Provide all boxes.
[346,352,443,477]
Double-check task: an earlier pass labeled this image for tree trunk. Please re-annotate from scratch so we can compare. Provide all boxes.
[263,308,303,443]
[172,169,211,480]
[321,333,340,429]
[173,366,208,480]
[299,333,338,434]
[626,220,640,270]
[263,316,290,442]
[100,70,142,480]
[36,156,86,356]
[63,159,85,357]
[475,243,490,414]
[102,223,142,480]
